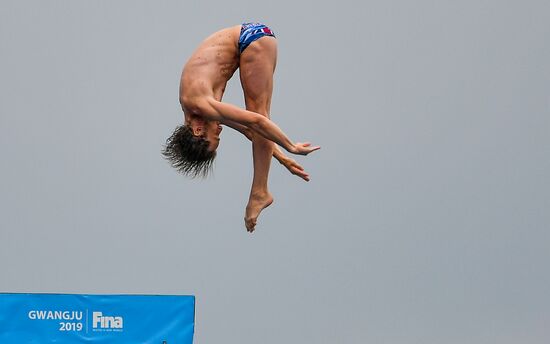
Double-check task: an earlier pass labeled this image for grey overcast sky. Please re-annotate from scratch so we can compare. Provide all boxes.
[1,1,549,343]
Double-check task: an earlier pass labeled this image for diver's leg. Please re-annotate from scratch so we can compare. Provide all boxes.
[239,36,277,232]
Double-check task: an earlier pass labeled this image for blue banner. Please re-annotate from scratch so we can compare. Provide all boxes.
[0,293,195,343]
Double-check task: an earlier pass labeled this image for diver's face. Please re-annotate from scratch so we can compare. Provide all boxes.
[190,119,223,151]
[201,120,222,152]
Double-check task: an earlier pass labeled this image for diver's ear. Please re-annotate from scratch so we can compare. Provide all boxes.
[192,126,203,136]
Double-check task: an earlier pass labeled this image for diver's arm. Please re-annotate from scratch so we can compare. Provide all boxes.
[223,119,311,181]
[200,98,320,155]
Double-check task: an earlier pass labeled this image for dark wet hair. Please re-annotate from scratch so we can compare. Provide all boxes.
[162,125,216,178]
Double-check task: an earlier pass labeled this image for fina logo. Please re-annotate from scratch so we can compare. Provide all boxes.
[92,311,123,330]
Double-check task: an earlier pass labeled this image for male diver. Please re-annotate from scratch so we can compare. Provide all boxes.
[163,23,320,232]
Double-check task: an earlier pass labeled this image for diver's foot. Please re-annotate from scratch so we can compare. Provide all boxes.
[244,192,274,233]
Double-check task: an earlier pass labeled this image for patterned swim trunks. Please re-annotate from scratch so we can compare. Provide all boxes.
[238,22,276,54]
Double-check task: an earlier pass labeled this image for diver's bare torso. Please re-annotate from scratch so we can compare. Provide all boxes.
[179,25,242,114]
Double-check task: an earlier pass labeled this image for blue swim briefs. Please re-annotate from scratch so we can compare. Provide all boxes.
[238,22,276,54]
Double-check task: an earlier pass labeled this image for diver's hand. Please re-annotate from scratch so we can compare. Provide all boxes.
[291,142,320,156]
[281,158,310,181]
